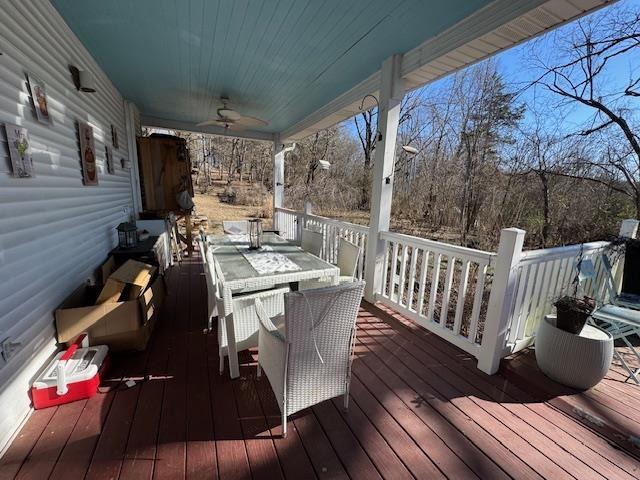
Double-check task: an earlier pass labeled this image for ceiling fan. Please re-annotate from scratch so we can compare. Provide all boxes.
[196,96,267,130]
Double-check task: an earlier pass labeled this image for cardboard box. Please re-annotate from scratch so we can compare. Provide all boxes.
[96,259,156,303]
[55,275,165,351]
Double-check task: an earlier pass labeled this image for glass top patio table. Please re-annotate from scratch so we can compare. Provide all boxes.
[206,232,338,286]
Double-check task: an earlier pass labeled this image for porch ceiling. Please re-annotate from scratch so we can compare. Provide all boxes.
[49,0,490,133]
[52,0,612,141]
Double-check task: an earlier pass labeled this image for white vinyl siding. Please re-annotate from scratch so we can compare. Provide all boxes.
[0,0,134,451]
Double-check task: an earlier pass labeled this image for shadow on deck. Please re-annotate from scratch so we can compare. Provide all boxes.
[2,257,639,479]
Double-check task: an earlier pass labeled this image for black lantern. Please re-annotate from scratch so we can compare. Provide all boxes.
[117,222,138,249]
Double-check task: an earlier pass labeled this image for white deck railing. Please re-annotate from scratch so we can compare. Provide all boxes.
[378,231,496,356]
[274,207,369,279]
[504,241,610,355]
[275,208,637,374]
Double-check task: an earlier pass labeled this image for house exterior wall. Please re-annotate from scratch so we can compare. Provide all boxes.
[0,1,134,451]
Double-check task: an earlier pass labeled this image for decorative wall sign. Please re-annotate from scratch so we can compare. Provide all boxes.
[27,73,52,125]
[111,124,119,149]
[105,145,114,174]
[4,123,34,178]
[78,121,98,185]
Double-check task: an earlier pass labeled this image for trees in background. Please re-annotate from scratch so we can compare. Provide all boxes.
[175,2,637,250]
[530,4,640,216]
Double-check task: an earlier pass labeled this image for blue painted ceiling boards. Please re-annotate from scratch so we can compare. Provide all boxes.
[52,0,491,134]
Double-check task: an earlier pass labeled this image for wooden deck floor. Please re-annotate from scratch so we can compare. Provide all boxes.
[2,256,639,480]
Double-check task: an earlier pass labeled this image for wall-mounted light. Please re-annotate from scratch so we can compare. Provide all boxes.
[69,65,96,93]
[401,145,418,155]
[358,94,383,142]
[385,144,418,184]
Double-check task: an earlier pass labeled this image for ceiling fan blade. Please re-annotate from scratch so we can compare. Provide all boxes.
[224,122,247,130]
[235,115,268,128]
[196,119,219,127]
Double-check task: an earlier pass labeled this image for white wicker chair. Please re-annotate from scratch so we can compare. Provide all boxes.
[336,238,361,279]
[203,249,218,330]
[206,259,290,374]
[222,220,249,235]
[301,237,362,290]
[301,228,322,257]
[256,280,365,437]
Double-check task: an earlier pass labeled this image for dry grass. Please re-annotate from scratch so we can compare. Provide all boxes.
[193,179,274,234]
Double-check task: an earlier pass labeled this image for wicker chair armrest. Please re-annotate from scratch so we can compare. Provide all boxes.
[255,298,285,342]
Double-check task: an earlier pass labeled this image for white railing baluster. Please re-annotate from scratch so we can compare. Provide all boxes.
[453,260,470,335]
[439,256,456,327]
[416,249,429,317]
[407,247,419,311]
[510,265,529,344]
[468,261,487,343]
[427,253,442,324]
[390,241,399,301]
[381,238,390,297]
[398,245,409,307]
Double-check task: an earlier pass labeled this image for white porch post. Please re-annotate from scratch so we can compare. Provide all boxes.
[477,228,526,375]
[363,54,405,302]
[124,100,142,217]
[272,134,285,231]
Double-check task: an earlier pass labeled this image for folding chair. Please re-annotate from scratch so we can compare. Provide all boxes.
[580,256,640,384]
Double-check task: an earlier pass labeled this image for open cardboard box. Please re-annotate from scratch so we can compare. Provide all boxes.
[55,259,165,351]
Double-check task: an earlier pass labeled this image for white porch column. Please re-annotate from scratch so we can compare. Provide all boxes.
[363,54,405,302]
[272,134,285,231]
[124,100,142,217]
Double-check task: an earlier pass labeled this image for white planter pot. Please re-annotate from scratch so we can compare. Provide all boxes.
[535,314,613,390]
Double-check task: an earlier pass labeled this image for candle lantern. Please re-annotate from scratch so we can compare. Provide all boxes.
[248,218,263,250]
[116,222,138,249]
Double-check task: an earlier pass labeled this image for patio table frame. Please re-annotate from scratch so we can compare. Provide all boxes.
[207,233,339,379]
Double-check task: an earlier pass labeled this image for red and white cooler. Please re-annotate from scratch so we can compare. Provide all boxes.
[31,334,109,409]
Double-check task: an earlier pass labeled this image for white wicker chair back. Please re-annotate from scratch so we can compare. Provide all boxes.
[301,228,322,257]
[337,238,361,279]
[283,280,365,414]
[222,220,249,234]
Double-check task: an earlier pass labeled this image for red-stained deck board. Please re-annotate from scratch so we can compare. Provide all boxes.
[0,407,56,480]
[357,318,607,480]
[252,372,323,480]
[3,254,639,480]
[366,303,640,478]
[14,399,86,479]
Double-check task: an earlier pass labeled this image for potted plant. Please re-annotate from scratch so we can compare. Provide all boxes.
[552,245,596,334]
[553,295,595,334]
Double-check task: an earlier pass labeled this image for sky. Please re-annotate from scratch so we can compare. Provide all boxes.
[345,0,639,140]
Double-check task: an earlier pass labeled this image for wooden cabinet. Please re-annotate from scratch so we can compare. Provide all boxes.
[137,134,193,212]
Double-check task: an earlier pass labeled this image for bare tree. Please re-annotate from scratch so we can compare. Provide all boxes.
[530,6,640,214]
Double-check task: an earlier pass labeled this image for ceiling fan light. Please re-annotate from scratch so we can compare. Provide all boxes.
[218,108,241,121]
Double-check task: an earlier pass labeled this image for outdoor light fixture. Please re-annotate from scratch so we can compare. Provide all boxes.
[69,65,96,93]
[385,144,418,184]
[358,94,383,141]
[401,145,419,155]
